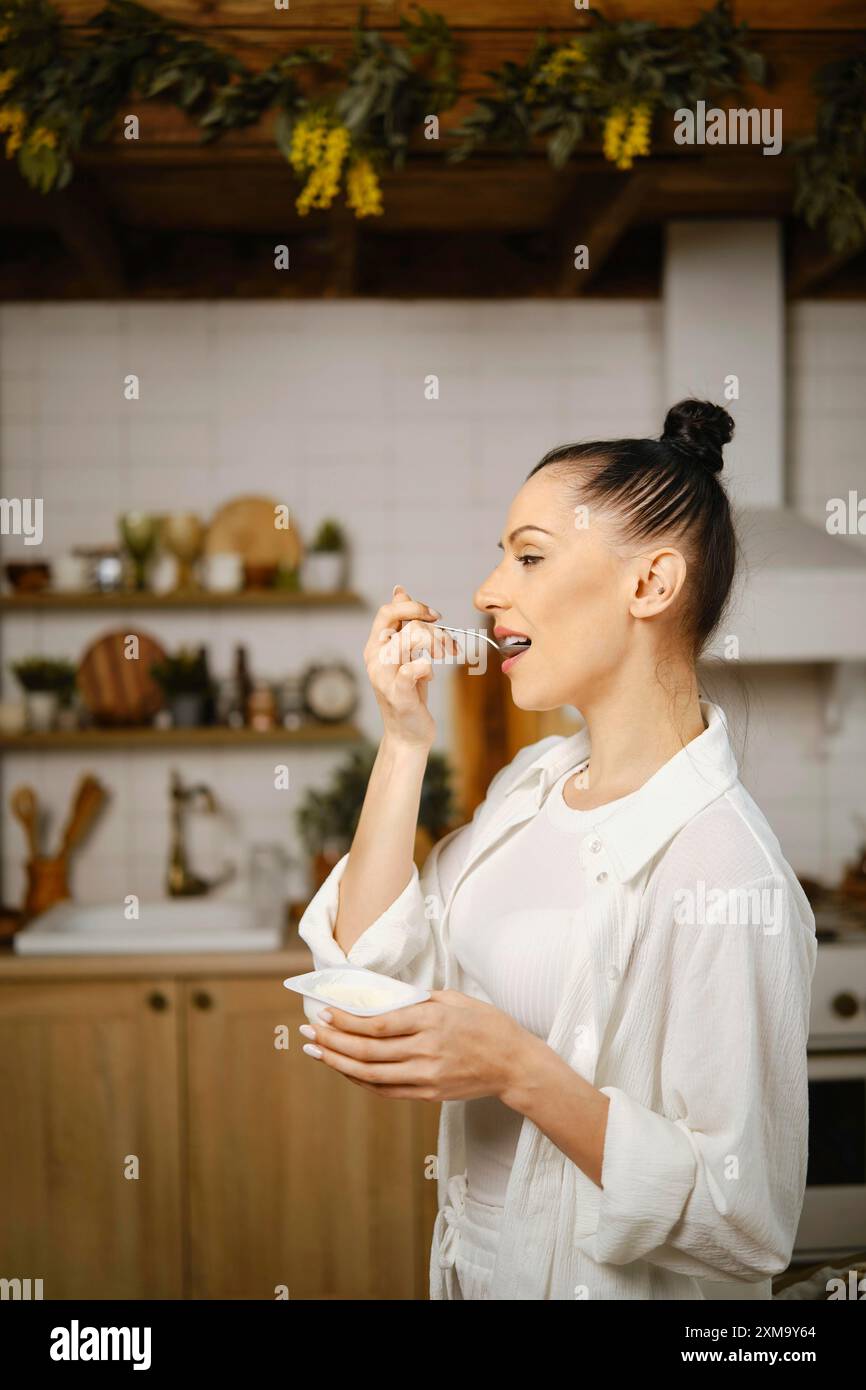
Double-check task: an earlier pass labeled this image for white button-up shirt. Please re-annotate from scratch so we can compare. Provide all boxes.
[297,700,817,1300]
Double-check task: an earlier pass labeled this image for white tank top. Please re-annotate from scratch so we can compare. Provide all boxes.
[447,759,640,1208]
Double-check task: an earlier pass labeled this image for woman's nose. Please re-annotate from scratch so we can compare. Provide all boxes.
[473,571,506,617]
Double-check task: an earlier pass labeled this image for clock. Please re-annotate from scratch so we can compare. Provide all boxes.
[301,661,359,724]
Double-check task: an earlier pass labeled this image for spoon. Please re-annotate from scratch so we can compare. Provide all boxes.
[429,622,505,653]
[11,785,40,859]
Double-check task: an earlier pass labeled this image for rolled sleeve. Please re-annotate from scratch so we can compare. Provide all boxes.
[577,874,817,1284]
[296,833,456,991]
[588,1086,697,1265]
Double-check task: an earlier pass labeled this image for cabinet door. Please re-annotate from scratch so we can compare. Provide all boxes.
[186,978,440,1299]
[0,979,183,1298]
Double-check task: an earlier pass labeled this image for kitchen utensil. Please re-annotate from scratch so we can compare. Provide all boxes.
[11,785,40,858]
[23,857,70,918]
[431,622,504,652]
[56,774,106,860]
[205,496,303,572]
[77,629,167,726]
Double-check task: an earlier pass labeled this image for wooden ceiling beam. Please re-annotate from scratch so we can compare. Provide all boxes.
[554,169,657,296]
[324,202,360,297]
[0,172,126,294]
[55,1,866,30]
[787,223,866,297]
[49,183,126,295]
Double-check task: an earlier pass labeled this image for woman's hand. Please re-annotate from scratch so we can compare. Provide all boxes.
[364,584,459,750]
[298,990,535,1104]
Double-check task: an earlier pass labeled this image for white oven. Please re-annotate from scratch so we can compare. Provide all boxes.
[793,926,866,1263]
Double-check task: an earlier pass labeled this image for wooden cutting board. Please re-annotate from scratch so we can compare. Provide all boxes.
[205,496,303,569]
[77,630,167,726]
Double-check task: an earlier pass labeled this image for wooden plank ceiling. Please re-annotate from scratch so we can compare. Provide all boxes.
[2,0,864,298]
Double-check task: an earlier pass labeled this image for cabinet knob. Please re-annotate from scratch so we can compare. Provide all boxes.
[192,990,214,1010]
[147,991,169,1012]
[832,992,859,1019]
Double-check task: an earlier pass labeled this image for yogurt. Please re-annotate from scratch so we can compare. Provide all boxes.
[283,966,431,1017]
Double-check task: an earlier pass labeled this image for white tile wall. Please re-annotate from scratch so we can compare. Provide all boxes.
[0,299,864,909]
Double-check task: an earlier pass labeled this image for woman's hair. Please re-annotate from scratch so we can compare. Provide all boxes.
[526,398,738,659]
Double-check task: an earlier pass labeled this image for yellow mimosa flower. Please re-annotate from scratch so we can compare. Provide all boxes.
[346,156,382,218]
[602,105,629,165]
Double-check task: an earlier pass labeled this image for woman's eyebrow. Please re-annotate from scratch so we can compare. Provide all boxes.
[497,525,554,551]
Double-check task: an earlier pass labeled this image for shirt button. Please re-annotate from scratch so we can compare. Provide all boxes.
[606,964,620,982]
[574,1025,587,1041]
[596,870,608,883]
[589,839,602,853]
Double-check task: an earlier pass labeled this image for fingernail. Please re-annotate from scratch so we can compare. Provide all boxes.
[299,1024,316,1039]
[428,608,440,618]
[392,584,402,595]
[302,1042,323,1059]
[317,1008,333,1023]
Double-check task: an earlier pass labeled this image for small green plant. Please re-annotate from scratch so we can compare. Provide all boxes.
[150,647,213,697]
[295,739,455,856]
[310,519,347,553]
[11,656,77,701]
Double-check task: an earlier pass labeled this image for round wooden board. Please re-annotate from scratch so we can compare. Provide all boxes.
[77,629,167,726]
[204,496,303,569]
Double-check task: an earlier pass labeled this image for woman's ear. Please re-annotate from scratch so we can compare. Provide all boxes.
[629,548,687,619]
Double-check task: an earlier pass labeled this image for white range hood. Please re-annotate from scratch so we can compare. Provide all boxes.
[663,220,866,663]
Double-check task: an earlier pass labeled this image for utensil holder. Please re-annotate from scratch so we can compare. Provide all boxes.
[24,856,71,919]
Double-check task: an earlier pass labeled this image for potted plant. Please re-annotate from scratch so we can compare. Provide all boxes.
[11,657,77,732]
[295,740,456,889]
[150,647,215,728]
[302,519,348,593]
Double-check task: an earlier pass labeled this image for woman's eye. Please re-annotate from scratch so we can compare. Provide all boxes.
[517,555,543,567]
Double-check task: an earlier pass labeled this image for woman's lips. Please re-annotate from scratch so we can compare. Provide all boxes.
[501,645,530,673]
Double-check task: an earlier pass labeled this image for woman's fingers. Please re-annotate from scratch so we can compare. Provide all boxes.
[374,620,457,676]
[311,1040,430,1087]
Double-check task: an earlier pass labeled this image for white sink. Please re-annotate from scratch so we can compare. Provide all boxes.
[13,899,284,954]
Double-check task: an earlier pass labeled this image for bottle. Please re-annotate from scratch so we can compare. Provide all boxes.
[198,645,216,726]
[232,645,252,728]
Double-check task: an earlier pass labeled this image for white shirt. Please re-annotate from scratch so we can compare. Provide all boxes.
[446,760,640,1208]
[298,700,817,1300]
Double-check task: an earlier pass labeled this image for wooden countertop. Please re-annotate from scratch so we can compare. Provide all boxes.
[0,928,315,979]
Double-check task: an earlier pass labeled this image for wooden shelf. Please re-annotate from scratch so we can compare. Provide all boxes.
[0,589,364,611]
[0,724,364,750]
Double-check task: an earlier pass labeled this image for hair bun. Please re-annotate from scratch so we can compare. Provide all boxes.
[661,399,734,475]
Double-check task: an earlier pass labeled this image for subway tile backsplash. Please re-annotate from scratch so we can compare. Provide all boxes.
[0,300,864,904]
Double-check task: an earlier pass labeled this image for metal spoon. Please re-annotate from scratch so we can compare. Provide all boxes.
[430,622,505,653]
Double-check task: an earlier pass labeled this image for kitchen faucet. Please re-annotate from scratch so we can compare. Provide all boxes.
[167,769,234,897]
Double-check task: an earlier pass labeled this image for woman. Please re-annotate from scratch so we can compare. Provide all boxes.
[297,398,817,1301]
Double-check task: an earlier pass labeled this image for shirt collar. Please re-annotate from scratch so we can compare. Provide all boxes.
[502,699,739,884]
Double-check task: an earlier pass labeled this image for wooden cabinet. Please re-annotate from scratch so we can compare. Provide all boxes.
[0,977,184,1298]
[0,956,440,1300]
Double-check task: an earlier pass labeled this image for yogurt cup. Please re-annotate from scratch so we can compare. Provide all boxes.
[283,966,431,1019]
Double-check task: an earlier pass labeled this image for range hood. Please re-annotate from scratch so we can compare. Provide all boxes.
[663,220,866,663]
